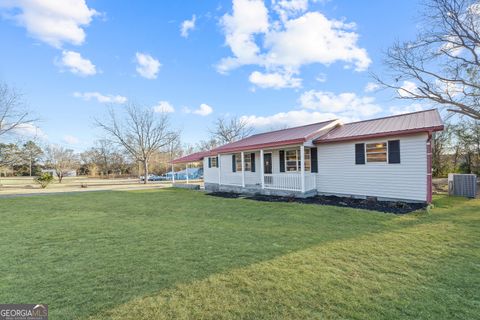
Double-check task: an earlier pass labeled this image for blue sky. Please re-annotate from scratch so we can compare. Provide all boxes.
[0,0,425,150]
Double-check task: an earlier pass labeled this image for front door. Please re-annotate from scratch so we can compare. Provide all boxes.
[264,153,272,174]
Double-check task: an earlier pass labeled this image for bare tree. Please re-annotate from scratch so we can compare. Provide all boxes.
[195,138,219,152]
[375,0,480,120]
[0,82,36,139]
[209,116,253,144]
[95,103,178,184]
[44,145,78,183]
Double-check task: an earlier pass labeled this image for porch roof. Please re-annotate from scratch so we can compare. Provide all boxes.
[172,151,212,164]
[210,119,338,154]
[314,109,444,144]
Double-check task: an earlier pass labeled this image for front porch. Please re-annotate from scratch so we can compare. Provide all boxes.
[205,182,317,198]
[210,145,318,197]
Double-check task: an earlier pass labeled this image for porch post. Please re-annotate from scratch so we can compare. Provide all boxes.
[172,163,175,184]
[260,149,265,189]
[186,163,189,184]
[218,154,221,185]
[241,151,245,187]
[300,145,305,193]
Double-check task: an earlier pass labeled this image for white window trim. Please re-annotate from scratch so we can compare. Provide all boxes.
[284,148,311,173]
[364,141,389,164]
[210,156,218,168]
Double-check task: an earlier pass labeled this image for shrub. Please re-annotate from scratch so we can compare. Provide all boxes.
[34,173,54,189]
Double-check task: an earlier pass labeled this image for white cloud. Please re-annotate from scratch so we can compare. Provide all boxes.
[389,103,424,115]
[436,79,463,97]
[241,110,341,128]
[180,15,196,38]
[11,123,47,139]
[194,103,213,116]
[264,12,370,71]
[397,80,418,97]
[364,82,380,92]
[135,52,161,79]
[63,135,80,145]
[184,104,213,116]
[218,1,371,87]
[299,90,382,117]
[272,0,308,21]
[153,101,175,113]
[0,0,97,48]
[218,0,269,73]
[58,50,96,76]
[73,92,127,104]
[249,70,302,89]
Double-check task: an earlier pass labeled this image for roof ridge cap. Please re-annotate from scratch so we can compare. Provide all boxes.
[343,108,438,126]
[248,119,337,137]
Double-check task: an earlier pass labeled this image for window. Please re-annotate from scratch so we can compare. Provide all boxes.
[366,142,387,162]
[234,153,252,171]
[304,148,311,172]
[235,154,242,171]
[286,150,298,171]
[244,153,252,171]
[210,156,217,168]
[284,148,311,172]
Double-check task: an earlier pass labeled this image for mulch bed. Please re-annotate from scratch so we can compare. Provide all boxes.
[207,192,427,214]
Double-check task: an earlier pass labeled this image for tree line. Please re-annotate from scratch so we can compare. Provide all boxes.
[432,120,480,177]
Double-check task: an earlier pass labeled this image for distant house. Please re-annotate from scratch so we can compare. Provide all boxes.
[173,109,444,203]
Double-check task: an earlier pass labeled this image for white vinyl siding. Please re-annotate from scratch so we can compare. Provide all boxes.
[203,135,427,202]
[316,133,427,202]
[203,157,218,182]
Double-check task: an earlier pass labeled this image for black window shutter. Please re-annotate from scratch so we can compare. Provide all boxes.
[216,156,218,168]
[388,140,401,164]
[355,143,365,165]
[251,153,256,172]
[279,150,285,172]
[232,154,236,172]
[208,157,211,168]
[310,147,318,173]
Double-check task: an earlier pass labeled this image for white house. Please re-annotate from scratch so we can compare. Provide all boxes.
[173,109,444,203]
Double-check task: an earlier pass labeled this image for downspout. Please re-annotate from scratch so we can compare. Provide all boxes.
[427,132,433,203]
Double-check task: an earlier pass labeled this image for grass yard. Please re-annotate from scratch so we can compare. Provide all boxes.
[0,189,478,319]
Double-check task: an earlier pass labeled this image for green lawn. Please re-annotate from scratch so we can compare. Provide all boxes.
[0,189,478,319]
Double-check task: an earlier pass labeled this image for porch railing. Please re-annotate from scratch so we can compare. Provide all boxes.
[220,172,317,192]
[263,173,316,192]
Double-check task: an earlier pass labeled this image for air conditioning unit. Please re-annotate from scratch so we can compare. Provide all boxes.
[448,174,477,198]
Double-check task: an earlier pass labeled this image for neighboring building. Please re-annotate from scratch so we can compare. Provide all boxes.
[173,109,443,203]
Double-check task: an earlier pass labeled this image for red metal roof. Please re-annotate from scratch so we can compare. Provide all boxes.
[314,109,444,143]
[211,120,338,154]
[173,109,444,162]
[172,151,212,164]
